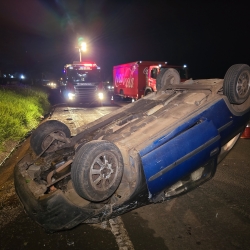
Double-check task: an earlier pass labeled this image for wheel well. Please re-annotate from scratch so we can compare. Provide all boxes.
[144,88,153,96]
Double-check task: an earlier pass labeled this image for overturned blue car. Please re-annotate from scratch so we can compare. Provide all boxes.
[14,64,250,232]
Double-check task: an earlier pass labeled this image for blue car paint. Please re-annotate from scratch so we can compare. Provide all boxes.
[141,119,220,196]
[140,98,250,197]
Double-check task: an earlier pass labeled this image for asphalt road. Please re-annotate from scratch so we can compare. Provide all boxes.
[0,99,250,250]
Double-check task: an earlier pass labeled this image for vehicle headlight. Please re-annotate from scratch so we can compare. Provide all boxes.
[48,82,57,88]
[98,92,104,100]
[68,92,75,100]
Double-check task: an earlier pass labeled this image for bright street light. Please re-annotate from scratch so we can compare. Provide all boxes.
[77,37,87,62]
[80,42,87,52]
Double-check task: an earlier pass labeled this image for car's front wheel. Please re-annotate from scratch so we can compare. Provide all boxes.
[223,64,250,104]
[71,140,124,202]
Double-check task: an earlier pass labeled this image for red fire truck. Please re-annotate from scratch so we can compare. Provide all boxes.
[113,61,188,100]
[60,61,107,104]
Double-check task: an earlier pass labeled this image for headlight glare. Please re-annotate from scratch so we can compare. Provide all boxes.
[98,92,104,100]
[68,92,75,100]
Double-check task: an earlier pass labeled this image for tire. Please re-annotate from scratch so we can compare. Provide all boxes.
[71,140,124,202]
[145,89,153,96]
[223,64,250,104]
[156,68,181,91]
[30,120,71,155]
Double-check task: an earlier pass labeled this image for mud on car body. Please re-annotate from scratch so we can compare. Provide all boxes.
[14,64,250,232]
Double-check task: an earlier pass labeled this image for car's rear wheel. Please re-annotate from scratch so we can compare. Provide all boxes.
[30,120,71,155]
[71,140,124,202]
[156,68,180,91]
[223,64,250,104]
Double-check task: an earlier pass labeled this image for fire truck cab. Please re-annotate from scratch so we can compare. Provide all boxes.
[60,61,107,104]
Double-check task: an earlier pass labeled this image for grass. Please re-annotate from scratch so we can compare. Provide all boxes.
[0,84,50,152]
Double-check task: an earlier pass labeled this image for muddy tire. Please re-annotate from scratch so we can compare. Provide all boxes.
[223,64,250,104]
[156,68,181,91]
[30,120,71,155]
[145,88,153,96]
[71,140,124,202]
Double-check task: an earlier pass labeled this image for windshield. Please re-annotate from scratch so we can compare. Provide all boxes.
[66,69,101,83]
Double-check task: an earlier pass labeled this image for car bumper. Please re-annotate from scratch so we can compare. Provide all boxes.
[14,161,148,232]
[14,165,95,232]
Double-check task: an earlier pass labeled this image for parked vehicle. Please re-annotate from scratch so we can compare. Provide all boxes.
[60,61,108,104]
[14,64,250,232]
[42,79,58,89]
[113,61,188,100]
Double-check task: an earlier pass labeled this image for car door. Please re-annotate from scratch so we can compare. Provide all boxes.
[140,118,221,197]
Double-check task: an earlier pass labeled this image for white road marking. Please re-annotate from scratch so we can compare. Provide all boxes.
[108,216,135,250]
[95,108,107,117]
[68,107,80,129]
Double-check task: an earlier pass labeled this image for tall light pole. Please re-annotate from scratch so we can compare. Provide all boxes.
[77,37,87,62]
[79,42,87,62]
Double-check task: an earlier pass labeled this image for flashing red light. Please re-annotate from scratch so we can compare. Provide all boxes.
[82,63,97,67]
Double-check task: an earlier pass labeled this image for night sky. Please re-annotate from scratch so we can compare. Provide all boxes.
[0,0,249,80]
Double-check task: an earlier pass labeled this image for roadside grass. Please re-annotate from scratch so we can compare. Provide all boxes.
[0,85,50,152]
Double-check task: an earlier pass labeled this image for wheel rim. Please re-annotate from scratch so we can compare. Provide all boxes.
[90,152,119,192]
[236,70,250,99]
[42,131,67,153]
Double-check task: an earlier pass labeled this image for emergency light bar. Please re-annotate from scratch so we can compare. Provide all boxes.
[72,61,97,68]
